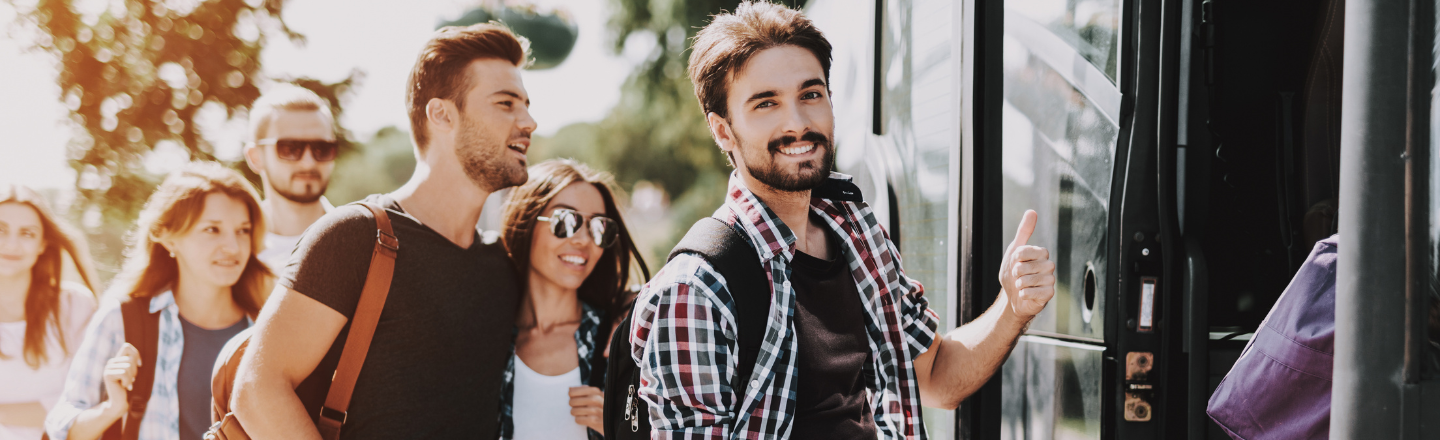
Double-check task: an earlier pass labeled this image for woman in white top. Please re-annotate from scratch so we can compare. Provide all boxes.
[0,185,99,440]
[496,160,649,439]
[46,162,270,440]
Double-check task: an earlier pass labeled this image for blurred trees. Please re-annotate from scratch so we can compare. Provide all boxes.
[326,125,415,205]
[532,0,805,261]
[3,0,357,280]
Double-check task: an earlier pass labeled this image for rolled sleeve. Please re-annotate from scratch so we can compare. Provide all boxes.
[632,255,739,440]
[886,238,940,358]
[45,299,124,440]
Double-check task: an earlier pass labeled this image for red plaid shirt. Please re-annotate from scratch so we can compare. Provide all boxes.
[630,172,940,439]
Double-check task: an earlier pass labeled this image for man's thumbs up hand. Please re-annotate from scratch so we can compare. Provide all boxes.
[999,210,1056,319]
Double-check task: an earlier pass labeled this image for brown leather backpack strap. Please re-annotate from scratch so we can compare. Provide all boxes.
[316,202,398,440]
[114,298,160,440]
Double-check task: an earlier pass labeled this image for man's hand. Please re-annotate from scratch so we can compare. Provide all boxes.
[569,386,604,435]
[998,210,1056,319]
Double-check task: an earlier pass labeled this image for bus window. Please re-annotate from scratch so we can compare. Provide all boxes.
[1008,0,1121,82]
[999,0,1122,437]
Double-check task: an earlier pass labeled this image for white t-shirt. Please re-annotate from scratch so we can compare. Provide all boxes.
[0,285,95,440]
[259,232,303,275]
[511,357,588,440]
[258,198,333,275]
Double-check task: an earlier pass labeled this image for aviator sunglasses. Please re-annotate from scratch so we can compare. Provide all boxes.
[537,208,619,248]
[256,139,339,162]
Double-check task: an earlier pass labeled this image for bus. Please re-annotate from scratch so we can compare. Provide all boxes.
[805,0,1440,438]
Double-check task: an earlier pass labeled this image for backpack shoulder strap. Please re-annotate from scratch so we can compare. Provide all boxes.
[667,217,770,399]
[315,201,398,440]
[115,298,159,440]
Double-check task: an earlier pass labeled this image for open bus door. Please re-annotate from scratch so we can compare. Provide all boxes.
[809,0,1437,437]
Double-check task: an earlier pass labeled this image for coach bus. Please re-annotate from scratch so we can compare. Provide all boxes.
[805,0,1439,438]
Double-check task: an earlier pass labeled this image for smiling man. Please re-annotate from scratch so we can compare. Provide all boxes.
[627,2,1057,439]
[232,23,535,439]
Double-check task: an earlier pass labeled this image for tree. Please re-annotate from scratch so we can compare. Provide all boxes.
[4,0,357,280]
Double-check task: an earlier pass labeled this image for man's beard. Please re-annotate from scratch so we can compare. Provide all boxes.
[738,130,834,192]
[271,169,328,204]
[456,116,528,192]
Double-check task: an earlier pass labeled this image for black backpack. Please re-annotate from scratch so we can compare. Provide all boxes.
[603,217,771,439]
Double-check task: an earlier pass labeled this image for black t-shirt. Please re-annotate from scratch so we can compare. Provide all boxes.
[281,195,522,439]
[790,219,878,439]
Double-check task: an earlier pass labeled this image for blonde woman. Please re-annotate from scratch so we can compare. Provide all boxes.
[0,185,98,440]
[46,162,270,440]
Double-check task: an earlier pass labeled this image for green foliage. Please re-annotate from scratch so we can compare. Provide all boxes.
[325,126,416,205]
[438,4,577,70]
[532,0,804,262]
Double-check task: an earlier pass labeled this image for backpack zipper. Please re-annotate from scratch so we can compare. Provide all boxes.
[626,385,639,432]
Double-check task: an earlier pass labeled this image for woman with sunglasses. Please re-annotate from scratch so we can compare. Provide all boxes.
[0,185,98,440]
[496,159,648,439]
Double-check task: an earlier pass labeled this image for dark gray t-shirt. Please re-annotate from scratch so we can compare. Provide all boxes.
[281,195,522,439]
[177,316,248,440]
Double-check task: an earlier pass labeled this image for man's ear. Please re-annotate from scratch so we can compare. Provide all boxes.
[242,144,264,176]
[707,112,735,153]
[426,98,454,135]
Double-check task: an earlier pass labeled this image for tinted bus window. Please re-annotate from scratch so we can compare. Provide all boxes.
[1008,0,1121,82]
[999,2,1121,438]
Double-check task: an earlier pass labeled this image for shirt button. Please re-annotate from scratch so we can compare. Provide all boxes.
[782,280,791,290]
[750,380,760,389]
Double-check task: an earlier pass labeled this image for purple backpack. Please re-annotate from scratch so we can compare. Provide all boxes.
[1207,235,1338,439]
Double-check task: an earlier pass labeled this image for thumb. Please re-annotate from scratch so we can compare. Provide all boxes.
[1011,210,1037,249]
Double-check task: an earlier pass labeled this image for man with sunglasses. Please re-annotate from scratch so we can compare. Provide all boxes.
[243,84,340,274]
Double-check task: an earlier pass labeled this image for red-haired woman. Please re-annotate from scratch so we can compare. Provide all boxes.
[497,159,649,439]
[0,185,98,440]
[45,162,270,440]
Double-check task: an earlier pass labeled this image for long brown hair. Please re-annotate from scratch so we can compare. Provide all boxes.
[500,159,649,323]
[0,185,97,368]
[110,162,268,318]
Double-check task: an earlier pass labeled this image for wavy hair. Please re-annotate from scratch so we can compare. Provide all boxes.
[0,185,97,368]
[110,162,269,317]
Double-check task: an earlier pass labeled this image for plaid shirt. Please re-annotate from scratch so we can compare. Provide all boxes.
[45,291,193,440]
[630,172,940,439]
[499,302,604,440]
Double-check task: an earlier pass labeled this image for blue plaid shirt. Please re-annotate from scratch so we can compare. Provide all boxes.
[629,172,940,439]
[45,291,195,440]
[498,302,605,439]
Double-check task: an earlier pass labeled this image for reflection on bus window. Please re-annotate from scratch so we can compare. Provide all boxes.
[1007,0,1121,81]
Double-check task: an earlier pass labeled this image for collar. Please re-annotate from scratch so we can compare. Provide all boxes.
[148,290,177,314]
[721,171,865,264]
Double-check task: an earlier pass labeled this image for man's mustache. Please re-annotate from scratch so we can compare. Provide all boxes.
[289,171,323,180]
[767,131,830,153]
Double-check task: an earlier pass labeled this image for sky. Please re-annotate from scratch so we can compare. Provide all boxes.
[0,0,647,191]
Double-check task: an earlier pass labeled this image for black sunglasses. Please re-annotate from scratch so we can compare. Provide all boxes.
[537,208,619,248]
[257,139,339,162]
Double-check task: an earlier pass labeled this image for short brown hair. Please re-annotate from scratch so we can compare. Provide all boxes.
[688,1,833,120]
[406,23,531,150]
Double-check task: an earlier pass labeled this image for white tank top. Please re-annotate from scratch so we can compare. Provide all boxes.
[511,356,588,439]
